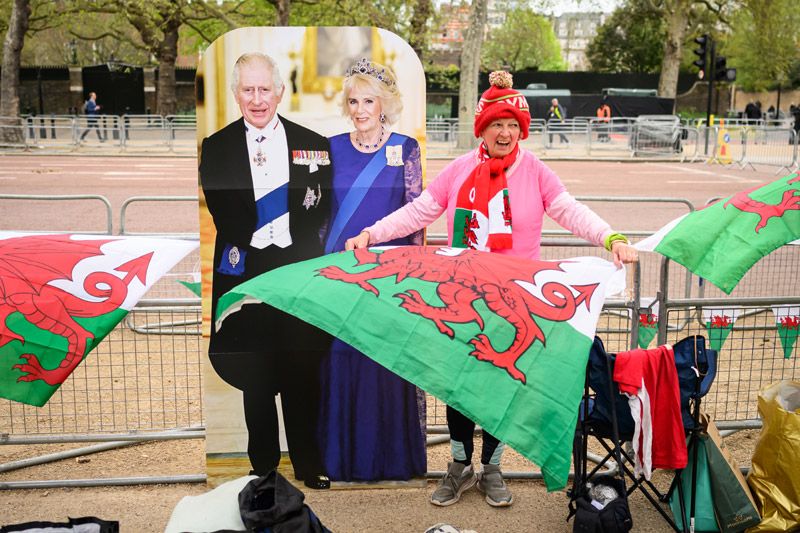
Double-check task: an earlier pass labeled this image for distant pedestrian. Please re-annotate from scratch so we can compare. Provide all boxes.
[744,101,762,122]
[766,105,777,125]
[789,104,800,143]
[596,97,611,142]
[547,98,569,145]
[79,92,104,142]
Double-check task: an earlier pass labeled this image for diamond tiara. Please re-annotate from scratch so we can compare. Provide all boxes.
[345,58,396,88]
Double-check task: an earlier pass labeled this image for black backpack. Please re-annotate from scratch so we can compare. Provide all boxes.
[572,476,633,533]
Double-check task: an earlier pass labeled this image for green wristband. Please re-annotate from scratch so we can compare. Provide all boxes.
[604,232,628,252]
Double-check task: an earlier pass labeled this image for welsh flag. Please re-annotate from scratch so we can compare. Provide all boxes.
[216,246,626,490]
[637,299,659,349]
[179,272,202,297]
[772,306,800,359]
[0,233,197,406]
[451,168,512,251]
[702,308,742,352]
[636,173,800,293]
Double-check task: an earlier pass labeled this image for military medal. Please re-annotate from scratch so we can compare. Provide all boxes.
[292,150,330,166]
[253,135,266,166]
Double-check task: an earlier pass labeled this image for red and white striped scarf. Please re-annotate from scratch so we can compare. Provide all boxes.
[452,143,517,251]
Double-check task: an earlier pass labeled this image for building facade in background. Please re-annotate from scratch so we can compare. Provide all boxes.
[551,12,607,71]
[431,1,606,72]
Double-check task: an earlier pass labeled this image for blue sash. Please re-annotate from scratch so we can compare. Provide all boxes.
[254,182,289,229]
[324,133,402,254]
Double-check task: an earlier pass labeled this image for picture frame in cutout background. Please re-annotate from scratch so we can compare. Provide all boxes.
[196,26,427,488]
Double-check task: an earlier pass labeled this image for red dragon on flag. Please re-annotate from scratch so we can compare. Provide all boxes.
[318,246,598,384]
[0,235,151,385]
[723,175,800,233]
[0,233,197,406]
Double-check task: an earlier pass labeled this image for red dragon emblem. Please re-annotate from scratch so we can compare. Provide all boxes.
[780,316,799,330]
[709,314,732,328]
[0,235,152,385]
[462,214,480,248]
[639,313,657,327]
[723,174,800,233]
[318,247,598,383]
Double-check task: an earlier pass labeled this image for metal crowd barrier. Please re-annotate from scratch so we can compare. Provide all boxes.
[167,115,198,154]
[655,247,800,427]
[3,113,798,169]
[119,196,202,304]
[0,194,113,234]
[543,118,589,153]
[119,196,199,239]
[737,127,797,173]
[586,117,634,155]
[0,116,27,149]
[0,114,196,154]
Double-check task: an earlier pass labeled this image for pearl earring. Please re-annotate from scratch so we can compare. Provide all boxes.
[380,112,386,123]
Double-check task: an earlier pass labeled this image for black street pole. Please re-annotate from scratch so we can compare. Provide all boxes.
[704,40,715,155]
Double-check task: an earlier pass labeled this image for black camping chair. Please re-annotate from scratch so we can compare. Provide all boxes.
[568,335,717,532]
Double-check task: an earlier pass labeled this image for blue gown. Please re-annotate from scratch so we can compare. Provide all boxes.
[319,132,427,481]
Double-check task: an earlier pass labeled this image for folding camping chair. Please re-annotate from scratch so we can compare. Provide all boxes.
[568,335,717,532]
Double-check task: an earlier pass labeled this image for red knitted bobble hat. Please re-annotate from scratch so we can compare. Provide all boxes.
[473,71,531,139]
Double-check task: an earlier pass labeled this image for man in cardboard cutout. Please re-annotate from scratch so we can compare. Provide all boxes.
[199,52,332,489]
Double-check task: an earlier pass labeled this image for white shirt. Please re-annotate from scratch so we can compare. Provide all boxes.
[244,115,292,249]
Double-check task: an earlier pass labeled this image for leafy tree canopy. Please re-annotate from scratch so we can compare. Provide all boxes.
[723,0,800,91]
[481,7,564,72]
[586,0,666,73]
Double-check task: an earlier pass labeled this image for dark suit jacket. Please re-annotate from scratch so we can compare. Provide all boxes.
[200,116,332,355]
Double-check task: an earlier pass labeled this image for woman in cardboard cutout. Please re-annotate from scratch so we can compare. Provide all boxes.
[319,58,427,481]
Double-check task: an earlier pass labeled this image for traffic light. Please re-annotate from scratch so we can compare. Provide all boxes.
[693,34,709,78]
[714,56,737,82]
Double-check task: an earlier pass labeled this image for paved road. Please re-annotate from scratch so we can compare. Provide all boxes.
[0,154,779,238]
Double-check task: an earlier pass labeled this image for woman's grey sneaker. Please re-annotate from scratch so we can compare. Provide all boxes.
[430,462,477,506]
[477,464,513,507]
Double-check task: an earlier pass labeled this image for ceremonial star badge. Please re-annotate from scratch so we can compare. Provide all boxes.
[303,185,321,210]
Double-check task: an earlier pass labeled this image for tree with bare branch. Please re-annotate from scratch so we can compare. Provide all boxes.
[70,0,238,115]
[457,0,487,150]
[0,0,30,142]
[1,0,30,117]
[654,0,730,98]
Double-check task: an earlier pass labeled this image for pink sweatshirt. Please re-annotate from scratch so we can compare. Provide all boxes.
[365,148,614,260]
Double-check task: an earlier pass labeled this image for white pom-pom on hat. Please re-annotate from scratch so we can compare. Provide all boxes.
[488,71,513,89]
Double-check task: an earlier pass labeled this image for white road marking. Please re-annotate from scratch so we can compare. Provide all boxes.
[650,163,753,182]
[0,176,17,180]
[132,164,196,168]
[667,180,760,184]
[102,171,178,176]
[102,177,196,181]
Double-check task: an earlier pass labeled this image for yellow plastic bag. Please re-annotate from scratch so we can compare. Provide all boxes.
[746,381,800,532]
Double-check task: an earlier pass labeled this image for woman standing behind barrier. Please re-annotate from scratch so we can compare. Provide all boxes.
[318,58,427,482]
[346,71,638,507]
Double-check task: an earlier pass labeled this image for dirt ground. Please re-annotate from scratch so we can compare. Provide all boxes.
[0,429,760,532]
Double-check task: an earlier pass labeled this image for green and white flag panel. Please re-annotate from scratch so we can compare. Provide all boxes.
[636,174,800,294]
[772,306,800,359]
[0,233,197,406]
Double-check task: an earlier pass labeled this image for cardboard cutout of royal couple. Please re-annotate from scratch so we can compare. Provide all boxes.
[196,27,427,488]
